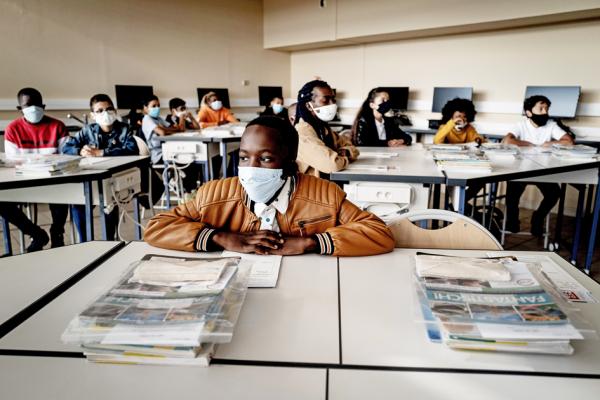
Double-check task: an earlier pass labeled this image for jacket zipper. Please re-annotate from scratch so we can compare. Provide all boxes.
[298,215,332,237]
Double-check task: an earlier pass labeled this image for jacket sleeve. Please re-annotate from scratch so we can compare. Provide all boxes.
[103,130,139,156]
[297,122,350,173]
[197,108,217,128]
[433,121,455,144]
[318,190,395,257]
[144,186,217,252]
[353,118,370,146]
[224,109,239,123]
[61,129,86,155]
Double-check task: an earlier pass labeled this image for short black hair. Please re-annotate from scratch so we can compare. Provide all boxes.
[524,95,551,112]
[245,115,299,176]
[89,94,114,110]
[17,87,43,105]
[441,98,477,124]
[169,97,186,110]
[143,94,159,107]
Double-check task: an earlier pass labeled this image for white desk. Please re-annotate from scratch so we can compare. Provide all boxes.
[0,241,340,366]
[0,241,122,335]
[338,249,600,376]
[328,369,600,400]
[0,356,326,400]
[330,145,445,185]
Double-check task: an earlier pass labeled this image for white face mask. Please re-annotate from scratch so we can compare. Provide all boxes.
[22,105,44,124]
[95,110,117,127]
[455,121,467,131]
[210,100,223,111]
[238,166,285,204]
[175,110,186,118]
[310,103,337,122]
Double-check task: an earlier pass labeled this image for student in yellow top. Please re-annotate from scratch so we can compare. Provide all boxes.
[433,98,483,144]
[196,91,239,129]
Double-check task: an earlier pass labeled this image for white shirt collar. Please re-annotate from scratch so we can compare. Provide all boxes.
[253,177,293,231]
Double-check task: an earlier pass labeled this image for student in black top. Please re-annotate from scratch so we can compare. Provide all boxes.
[352,87,412,147]
[166,98,200,131]
[260,95,289,121]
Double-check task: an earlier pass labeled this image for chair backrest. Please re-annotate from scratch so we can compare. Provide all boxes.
[133,135,150,156]
[389,209,503,250]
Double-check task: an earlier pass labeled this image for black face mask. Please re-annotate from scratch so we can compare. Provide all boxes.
[377,101,392,115]
[529,112,549,127]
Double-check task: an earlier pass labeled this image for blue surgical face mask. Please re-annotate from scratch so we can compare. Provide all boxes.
[148,107,161,118]
[238,166,285,204]
[22,105,44,124]
[272,104,284,114]
[210,100,223,111]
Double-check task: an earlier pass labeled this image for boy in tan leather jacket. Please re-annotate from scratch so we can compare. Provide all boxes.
[144,116,394,257]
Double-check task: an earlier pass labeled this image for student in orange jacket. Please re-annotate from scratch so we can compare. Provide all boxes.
[196,91,239,128]
[144,116,394,256]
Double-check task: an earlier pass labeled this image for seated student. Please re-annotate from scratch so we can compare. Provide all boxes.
[294,80,359,176]
[142,95,202,193]
[503,95,574,235]
[0,87,69,251]
[144,116,394,256]
[61,94,139,241]
[352,87,412,147]
[196,92,239,129]
[260,96,289,121]
[433,98,483,144]
[165,97,200,131]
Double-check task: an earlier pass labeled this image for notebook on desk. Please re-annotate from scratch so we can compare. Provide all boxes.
[221,251,282,288]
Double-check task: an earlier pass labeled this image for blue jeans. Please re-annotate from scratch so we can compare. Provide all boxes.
[71,205,119,241]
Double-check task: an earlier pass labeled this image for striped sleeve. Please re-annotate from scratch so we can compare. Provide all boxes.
[195,227,218,252]
[314,232,334,255]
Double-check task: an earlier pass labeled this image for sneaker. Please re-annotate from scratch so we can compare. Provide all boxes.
[27,229,49,252]
[51,233,65,248]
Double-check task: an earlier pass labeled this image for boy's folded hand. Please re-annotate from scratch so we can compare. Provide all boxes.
[269,236,317,256]
[212,230,284,255]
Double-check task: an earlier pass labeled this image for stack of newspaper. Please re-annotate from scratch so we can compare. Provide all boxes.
[551,144,598,160]
[62,255,251,366]
[481,143,520,158]
[14,154,81,177]
[415,254,584,355]
[433,152,492,173]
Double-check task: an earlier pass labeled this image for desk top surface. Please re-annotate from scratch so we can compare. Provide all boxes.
[0,242,121,331]
[338,249,600,376]
[0,241,340,365]
[0,355,326,400]
[330,145,445,184]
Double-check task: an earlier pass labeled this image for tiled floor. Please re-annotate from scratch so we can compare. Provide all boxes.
[2,203,599,282]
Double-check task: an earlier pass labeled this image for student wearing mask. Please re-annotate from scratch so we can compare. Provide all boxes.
[433,98,483,144]
[144,116,394,256]
[294,80,359,176]
[141,95,183,165]
[197,92,238,129]
[503,95,573,235]
[0,87,69,251]
[260,96,288,120]
[61,94,139,241]
[352,87,412,147]
[166,97,200,131]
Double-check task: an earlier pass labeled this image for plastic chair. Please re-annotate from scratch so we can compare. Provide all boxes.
[388,209,503,250]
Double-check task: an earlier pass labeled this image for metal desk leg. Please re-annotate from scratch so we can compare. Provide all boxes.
[133,195,142,240]
[554,184,567,247]
[584,172,600,274]
[570,185,586,265]
[1,216,12,256]
[97,179,108,241]
[220,142,228,178]
[202,161,209,183]
[432,184,441,229]
[162,161,171,209]
[457,186,467,215]
[83,180,94,242]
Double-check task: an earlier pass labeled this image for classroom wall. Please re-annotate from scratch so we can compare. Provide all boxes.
[0,0,290,119]
[264,0,600,49]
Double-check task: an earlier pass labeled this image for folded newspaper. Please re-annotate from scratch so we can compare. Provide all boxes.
[415,254,511,281]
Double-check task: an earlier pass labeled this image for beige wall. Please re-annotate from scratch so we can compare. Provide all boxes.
[265,0,600,49]
[0,0,290,119]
